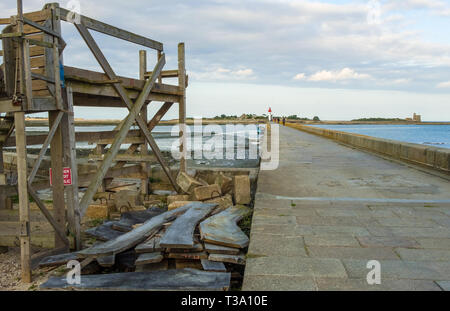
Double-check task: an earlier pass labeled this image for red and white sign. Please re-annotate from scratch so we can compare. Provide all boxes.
[49,167,72,186]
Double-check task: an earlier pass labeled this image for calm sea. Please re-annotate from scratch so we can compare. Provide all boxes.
[310,124,450,149]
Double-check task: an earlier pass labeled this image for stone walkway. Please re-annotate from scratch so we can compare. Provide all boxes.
[242,125,450,291]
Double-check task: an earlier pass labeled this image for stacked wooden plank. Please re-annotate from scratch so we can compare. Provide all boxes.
[39,201,251,290]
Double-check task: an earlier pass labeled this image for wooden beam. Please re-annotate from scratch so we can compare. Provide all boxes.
[49,110,66,249]
[76,22,166,219]
[144,70,179,79]
[74,23,178,193]
[139,50,149,196]
[78,204,192,257]
[160,202,216,248]
[28,111,63,184]
[27,185,69,246]
[23,17,62,39]
[58,7,163,51]
[63,86,81,250]
[178,43,187,173]
[14,110,32,283]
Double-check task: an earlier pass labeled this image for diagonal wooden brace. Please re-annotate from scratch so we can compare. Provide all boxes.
[75,23,179,193]
[76,37,166,218]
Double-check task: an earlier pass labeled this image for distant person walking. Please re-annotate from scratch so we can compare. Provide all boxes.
[282,117,286,126]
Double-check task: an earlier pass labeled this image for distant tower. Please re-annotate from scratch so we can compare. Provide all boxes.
[268,107,272,121]
[413,113,422,122]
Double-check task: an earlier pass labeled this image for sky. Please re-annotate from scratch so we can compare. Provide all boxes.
[1,0,450,121]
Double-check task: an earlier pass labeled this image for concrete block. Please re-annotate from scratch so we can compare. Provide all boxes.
[176,172,203,194]
[193,184,222,201]
[205,194,233,210]
[113,190,143,212]
[357,236,420,248]
[0,173,6,185]
[316,278,442,291]
[234,175,251,204]
[304,235,360,247]
[85,204,109,219]
[307,246,399,260]
[214,173,233,194]
[396,248,450,261]
[248,233,308,257]
[168,201,199,211]
[167,195,190,206]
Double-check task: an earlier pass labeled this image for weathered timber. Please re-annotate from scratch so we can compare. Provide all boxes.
[208,253,246,265]
[167,252,208,260]
[84,221,124,242]
[199,205,251,248]
[167,241,204,253]
[159,202,216,249]
[135,260,169,272]
[96,254,115,268]
[204,243,240,255]
[58,8,163,51]
[135,235,163,254]
[41,268,231,291]
[201,259,227,272]
[39,252,78,268]
[78,204,192,258]
[135,252,164,265]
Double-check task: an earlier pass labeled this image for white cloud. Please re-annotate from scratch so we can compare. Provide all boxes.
[190,66,255,81]
[436,81,450,88]
[293,73,306,80]
[308,68,371,82]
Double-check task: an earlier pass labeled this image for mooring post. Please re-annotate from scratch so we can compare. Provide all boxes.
[178,43,187,173]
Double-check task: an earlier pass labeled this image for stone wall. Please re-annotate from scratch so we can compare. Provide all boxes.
[287,123,450,174]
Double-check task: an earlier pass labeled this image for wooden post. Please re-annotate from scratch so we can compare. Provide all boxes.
[14,111,31,283]
[139,50,149,195]
[0,145,6,209]
[63,86,81,250]
[178,43,187,173]
[49,110,66,249]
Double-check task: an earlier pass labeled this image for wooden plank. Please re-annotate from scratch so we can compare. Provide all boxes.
[23,39,33,110]
[64,66,182,95]
[167,240,204,253]
[135,235,163,253]
[30,56,45,68]
[64,86,82,250]
[168,252,208,260]
[75,23,168,217]
[178,43,187,173]
[28,185,70,246]
[58,8,163,51]
[135,252,163,265]
[199,205,251,248]
[29,45,45,57]
[78,204,192,258]
[96,254,115,267]
[139,50,149,196]
[88,154,157,163]
[159,202,216,249]
[28,111,63,183]
[49,110,66,249]
[85,221,125,242]
[201,259,227,272]
[31,79,47,91]
[144,70,179,79]
[208,253,246,265]
[39,252,78,268]
[23,17,61,38]
[41,268,231,290]
[204,243,240,255]
[14,111,31,283]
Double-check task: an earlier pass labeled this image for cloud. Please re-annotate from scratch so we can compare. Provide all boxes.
[190,66,255,81]
[307,68,371,82]
[293,73,306,80]
[437,81,450,88]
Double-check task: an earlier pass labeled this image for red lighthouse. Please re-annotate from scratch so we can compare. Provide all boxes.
[268,107,273,121]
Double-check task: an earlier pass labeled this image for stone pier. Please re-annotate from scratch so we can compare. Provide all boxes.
[242,125,450,291]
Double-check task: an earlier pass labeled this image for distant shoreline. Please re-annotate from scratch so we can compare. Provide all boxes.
[24,118,265,127]
[290,121,450,125]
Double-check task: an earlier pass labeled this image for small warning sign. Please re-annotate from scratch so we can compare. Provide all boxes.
[49,168,72,186]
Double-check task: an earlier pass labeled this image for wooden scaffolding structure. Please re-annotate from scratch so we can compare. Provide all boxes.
[0,1,187,282]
